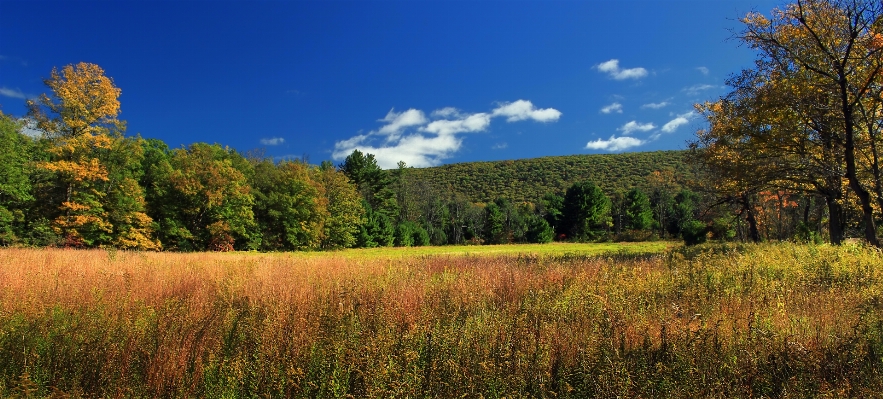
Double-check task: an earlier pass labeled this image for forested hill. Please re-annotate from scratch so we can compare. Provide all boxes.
[409,150,694,203]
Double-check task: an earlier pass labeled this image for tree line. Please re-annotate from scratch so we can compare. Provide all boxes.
[0,63,706,251]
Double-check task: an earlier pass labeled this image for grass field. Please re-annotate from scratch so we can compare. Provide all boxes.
[1,242,881,398]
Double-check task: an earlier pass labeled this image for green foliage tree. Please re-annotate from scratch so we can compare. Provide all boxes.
[412,224,430,246]
[483,202,506,244]
[562,181,611,241]
[357,201,394,248]
[669,189,701,239]
[339,149,398,219]
[525,214,554,243]
[251,159,326,251]
[103,135,161,250]
[0,112,34,244]
[153,143,257,251]
[623,188,653,231]
[315,161,364,249]
[681,220,709,246]
[540,192,565,237]
[394,221,415,247]
[394,220,429,247]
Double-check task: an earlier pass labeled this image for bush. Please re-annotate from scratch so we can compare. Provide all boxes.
[681,219,708,246]
[412,224,430,246]
[525,215,554,243]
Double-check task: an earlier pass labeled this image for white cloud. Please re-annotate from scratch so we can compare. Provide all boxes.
[0,87,27,99]
[333,132,463,169]
[492,142,508,150]
[697,66,709,75]
[260,137,285,146]
[333,99,561,168]
[617,121,656,135]
[377,108,428,140]
[422,113,492,135]
[661,111,696,133]
[600,102,623,114]
[431,107,462,118]
[585,136,645,152]
[683,84,718,96]
[641,101,669,109]
[491,100,562,122]
[596,59,648,80]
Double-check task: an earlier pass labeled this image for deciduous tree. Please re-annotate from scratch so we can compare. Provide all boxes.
[740,0,883,246]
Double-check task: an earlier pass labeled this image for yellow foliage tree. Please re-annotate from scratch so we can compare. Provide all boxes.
[27,63,159,249]
[27,62,123,138]
[738,0,883,246]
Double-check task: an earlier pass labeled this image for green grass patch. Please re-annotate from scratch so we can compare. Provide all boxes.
[276,240,677,260]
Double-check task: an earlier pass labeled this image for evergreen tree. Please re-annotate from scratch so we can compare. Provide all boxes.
[623,188,653,231]
[525,214,554,243]
[540,192,565,237]
[483,202,505,244]
[357,201,394,248]
[339,149,399,219]
[562,181,611,241]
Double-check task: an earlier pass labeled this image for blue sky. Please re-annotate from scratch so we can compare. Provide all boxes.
[1,0,781,169]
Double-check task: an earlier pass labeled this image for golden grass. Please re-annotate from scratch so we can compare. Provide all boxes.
[0,243,881,398]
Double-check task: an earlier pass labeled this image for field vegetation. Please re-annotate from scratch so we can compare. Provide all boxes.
[1,243,881,398]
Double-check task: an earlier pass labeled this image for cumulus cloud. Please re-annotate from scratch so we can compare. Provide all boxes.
[334,133,463,169]
[618,121,656,135]
[697,66,709,75]
[0,87,27,99]
[641,101,669,109]
[377,108,428,140]
[596,59,648,80]
[491,100,562,122]
[661,111,696,133]
[422,113,492,135]
[600,102,623,114]
[333,99,562,168]
[492,142,508,150]
[586,135,645,152]
[260,137,285,146]
[431,107,462,118]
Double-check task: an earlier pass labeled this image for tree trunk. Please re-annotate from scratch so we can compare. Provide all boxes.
[741,193,760,243]
[839,79,880,247]
[826,196,845,245]
[868,127,883,213]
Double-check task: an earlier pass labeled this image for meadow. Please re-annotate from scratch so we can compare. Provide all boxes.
[1,242,881,398]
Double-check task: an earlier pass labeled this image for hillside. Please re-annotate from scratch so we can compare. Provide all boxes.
[409,150,694,203]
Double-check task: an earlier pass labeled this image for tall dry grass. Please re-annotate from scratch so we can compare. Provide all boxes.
[0,244,881,398]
